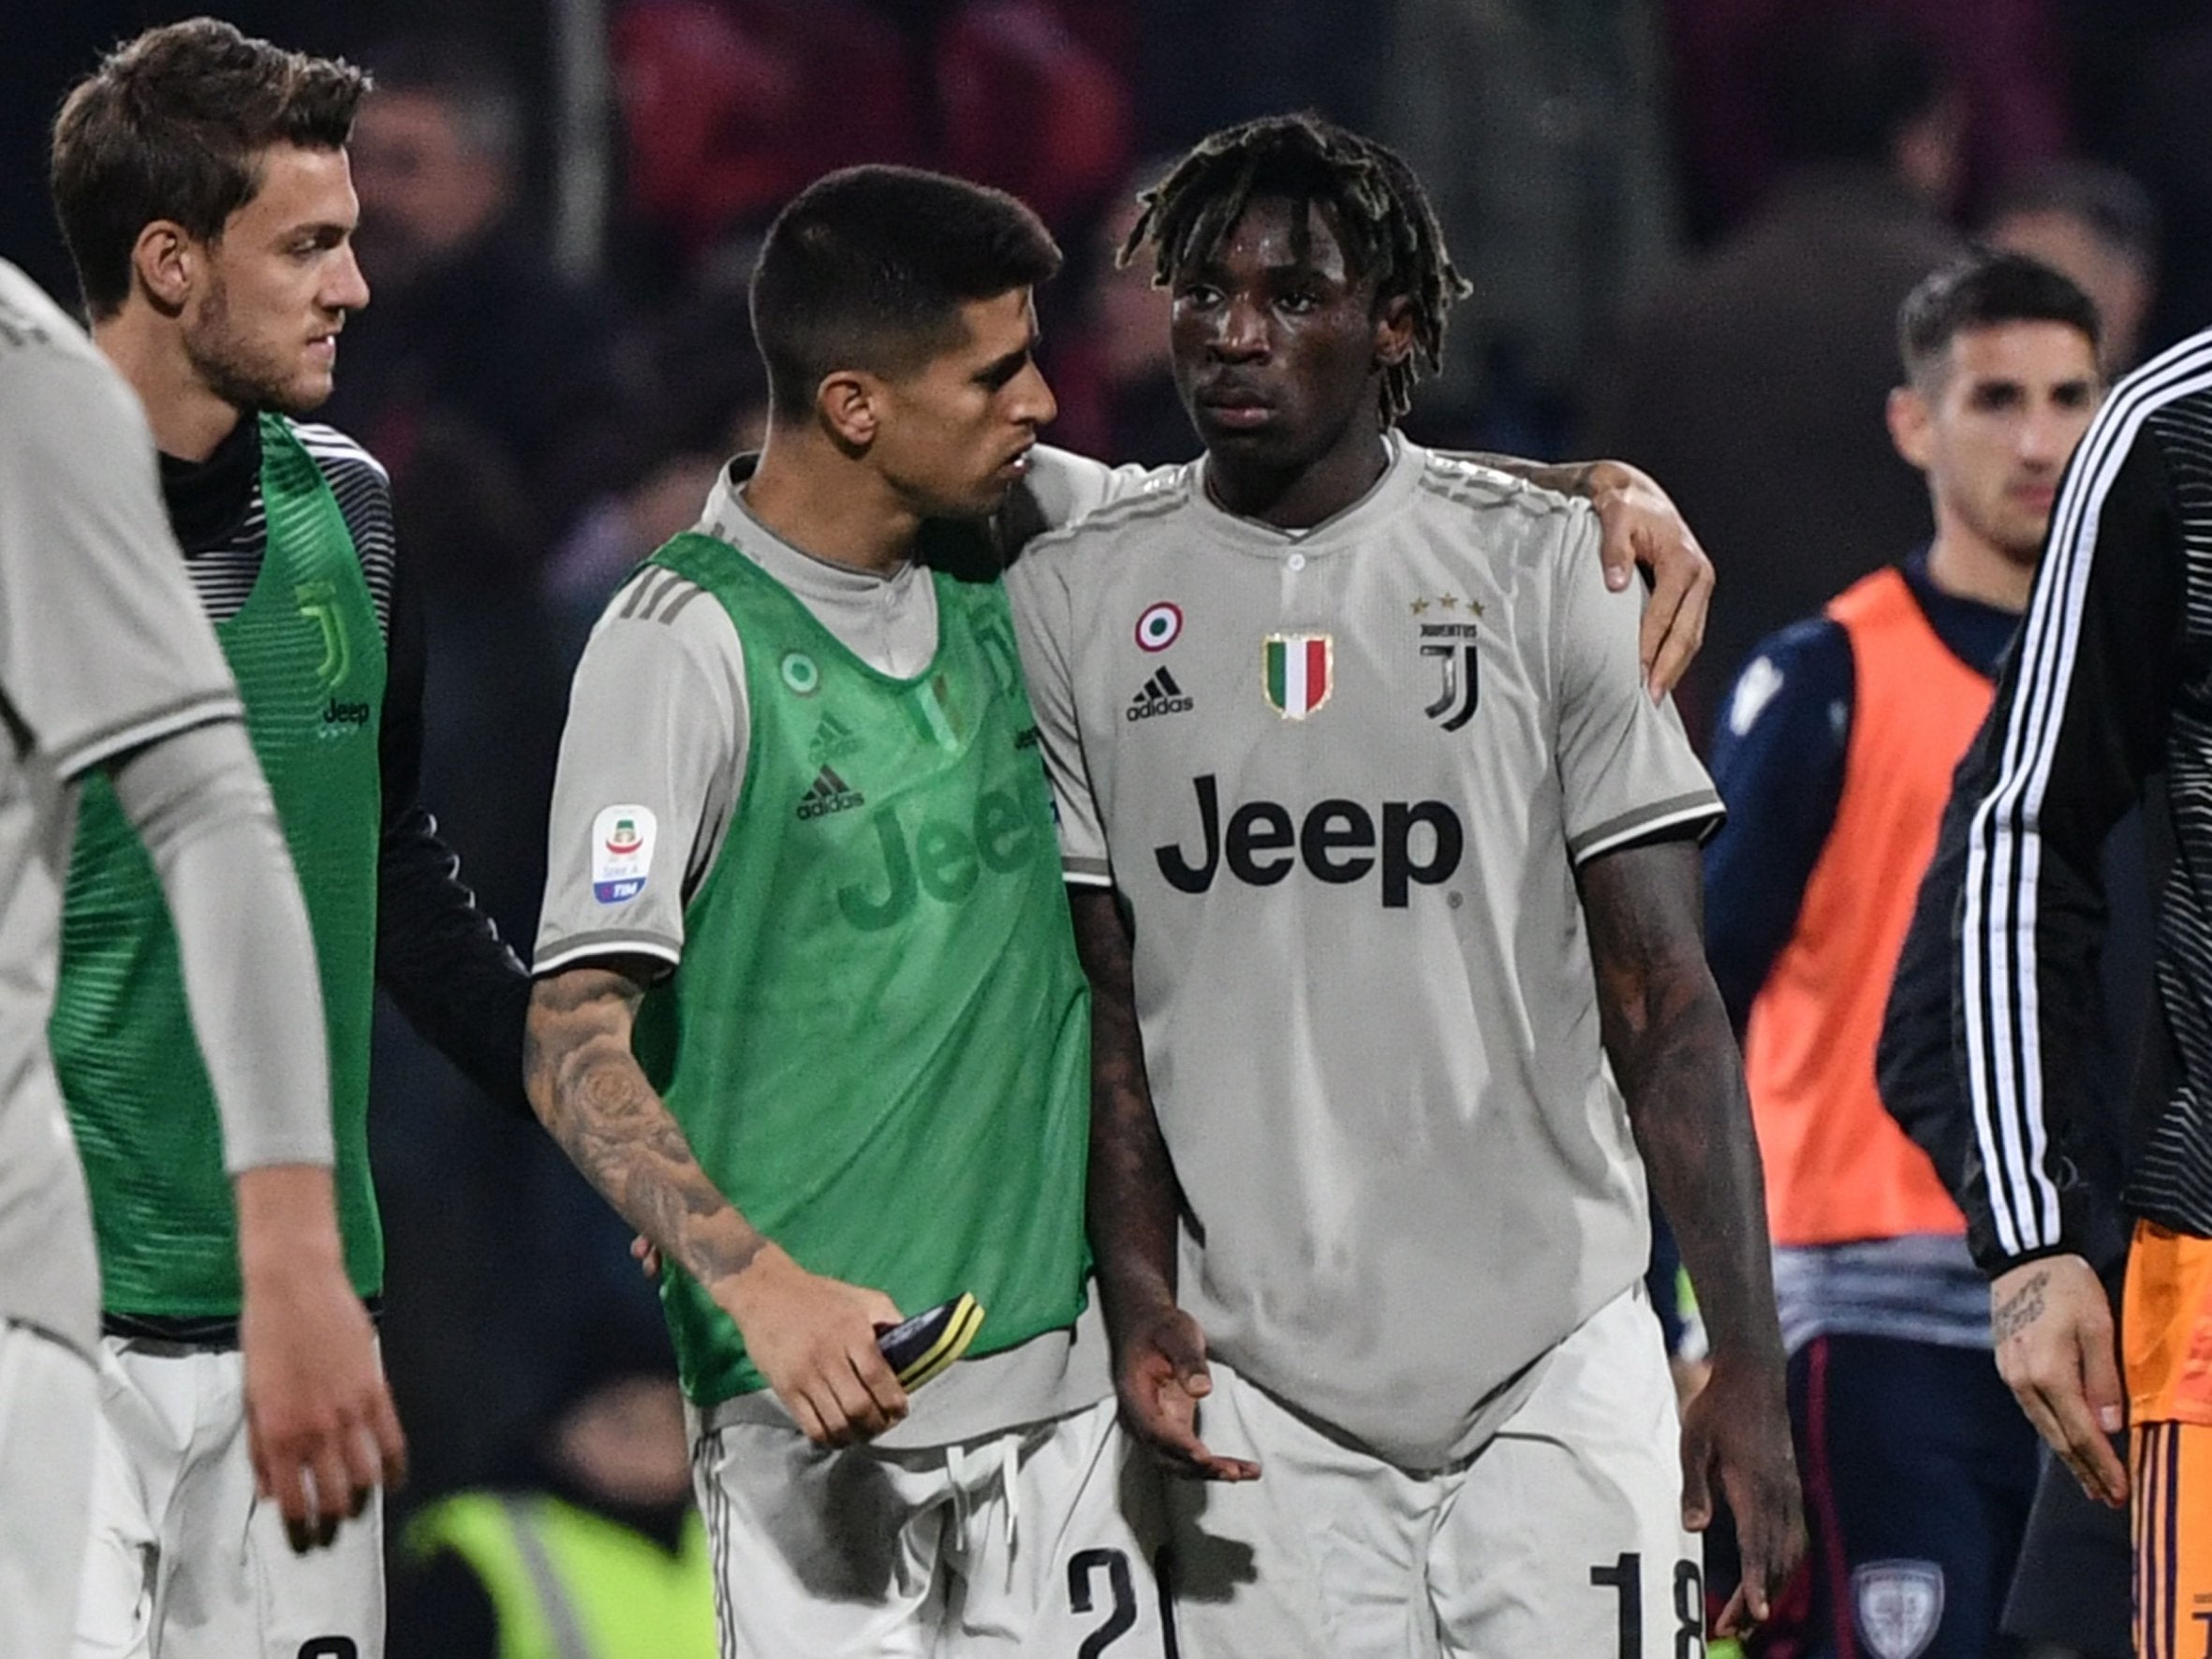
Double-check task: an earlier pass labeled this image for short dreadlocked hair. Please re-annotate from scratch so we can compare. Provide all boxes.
[1123,113,1469,427]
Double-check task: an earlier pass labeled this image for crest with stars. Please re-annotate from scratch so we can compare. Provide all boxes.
[1412,594,1483,731]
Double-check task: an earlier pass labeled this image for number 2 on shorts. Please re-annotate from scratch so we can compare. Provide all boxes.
[1069,1547,1138,1657]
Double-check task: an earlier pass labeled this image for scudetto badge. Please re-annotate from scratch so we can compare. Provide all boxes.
[1262,633,1333,719]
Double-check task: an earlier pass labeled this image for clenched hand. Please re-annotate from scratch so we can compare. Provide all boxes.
[715,1244,909,1446]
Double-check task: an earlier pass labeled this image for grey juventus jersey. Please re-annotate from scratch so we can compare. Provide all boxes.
[0,262,244,1354]
[1007,436,1722,1468]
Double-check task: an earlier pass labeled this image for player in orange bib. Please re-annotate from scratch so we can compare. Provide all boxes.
[1706,253,2107,1659]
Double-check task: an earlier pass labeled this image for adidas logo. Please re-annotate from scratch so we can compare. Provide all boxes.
[808,712,863,766]
[795,766,866,820]
[1127,668,1193,723]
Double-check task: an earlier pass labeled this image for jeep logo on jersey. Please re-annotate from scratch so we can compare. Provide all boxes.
[1155,774,1462,906]
[1127,668,1193,722]
[319,697,372,735]
[837,787,1039,930]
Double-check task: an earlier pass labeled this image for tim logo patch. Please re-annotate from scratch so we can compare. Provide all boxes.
[592,805,656,903]
[1852,1561,1943,1659]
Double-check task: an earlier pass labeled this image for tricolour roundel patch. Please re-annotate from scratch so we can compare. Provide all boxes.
[781,652,820,695]
[592,804,657,903]
[1135,602,1183,653]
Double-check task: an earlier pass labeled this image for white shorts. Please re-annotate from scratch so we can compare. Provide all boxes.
[692,1394,1169,1657]
[73,1337,384,1659]
[1168,1285,1698,1659]
[0,1318,98,1659]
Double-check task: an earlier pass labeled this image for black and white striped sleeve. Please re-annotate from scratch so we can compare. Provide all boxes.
[1956,355,2196,1274]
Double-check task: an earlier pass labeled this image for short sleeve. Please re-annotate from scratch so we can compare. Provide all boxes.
[533,578,747,975]
[1552,507,1723,863]
[1005,546,1111,886]
[1020,447,1178,532]
[0,343,242,776]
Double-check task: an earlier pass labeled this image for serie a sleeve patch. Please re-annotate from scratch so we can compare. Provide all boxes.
[591,804,658,903]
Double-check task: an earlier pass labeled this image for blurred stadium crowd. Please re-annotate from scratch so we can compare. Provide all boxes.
[5,1,2207,1652]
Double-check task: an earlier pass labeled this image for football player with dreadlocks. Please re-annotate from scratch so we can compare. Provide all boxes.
[1006,113,1805,1656]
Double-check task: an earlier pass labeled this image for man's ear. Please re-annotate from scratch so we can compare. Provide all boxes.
[816,370,882,450]
[1374,291,1416,370]
[130,221,197,316]
[1887,382,1935,470]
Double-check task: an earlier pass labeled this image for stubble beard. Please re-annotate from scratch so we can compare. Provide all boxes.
[1990,499,2053,567]
[185,277,328,418]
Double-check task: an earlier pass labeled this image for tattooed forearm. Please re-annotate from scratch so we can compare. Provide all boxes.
[1992,1270,2051,1343]
[1069,888,1185,1328]
[524,965,769,1287]
[1466,454,1602,499]
[1578,842,1784,1367]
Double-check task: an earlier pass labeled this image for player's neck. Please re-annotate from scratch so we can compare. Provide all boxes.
[742,429,918,577]
[1925,519,2034,614]
[92,311,244,463]
[1204,428,1391,532]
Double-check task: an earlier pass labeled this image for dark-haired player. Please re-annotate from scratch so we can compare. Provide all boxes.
[47,20,532,1655]
[1007,113,1804,1656]
[525,154,1718,1654]
[525,163,1157,1659]
[1709,251,2103,1658]
[0,254,396,1659]
[1951,314,2212,1658]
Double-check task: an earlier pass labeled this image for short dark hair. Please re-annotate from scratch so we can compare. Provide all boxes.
[1897,249,2102,385]
[1124,113,1470,427]
[749,166,1062,418]
[52,17,369,319]
[1983,162,2160,270]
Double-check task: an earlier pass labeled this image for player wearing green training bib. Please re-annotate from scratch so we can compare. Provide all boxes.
[626,532,1091,1410]
[56,415,387,1315]
[526,169,1172,1659]
[50,22,537,1658]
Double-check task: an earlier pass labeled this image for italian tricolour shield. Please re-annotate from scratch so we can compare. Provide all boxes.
[1263,633,1334,719]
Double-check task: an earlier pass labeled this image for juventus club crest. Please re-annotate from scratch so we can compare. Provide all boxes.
[1851,1561,1944,1659]
[1412,594,1482,731]
[1263,633,1333,719]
